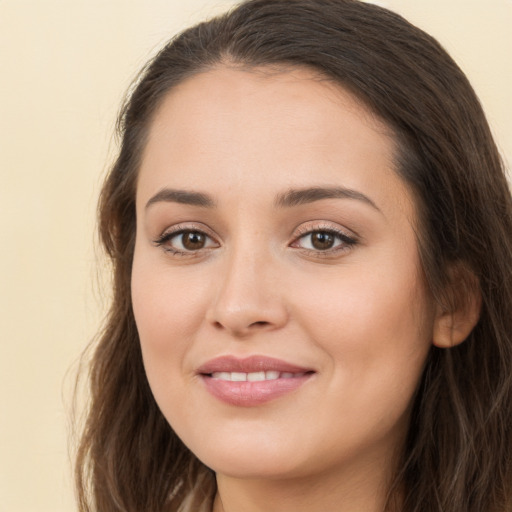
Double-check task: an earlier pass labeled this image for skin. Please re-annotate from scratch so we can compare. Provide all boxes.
[132,66,443,512]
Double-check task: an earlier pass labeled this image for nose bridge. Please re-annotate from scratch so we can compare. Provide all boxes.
[207,232,287,335]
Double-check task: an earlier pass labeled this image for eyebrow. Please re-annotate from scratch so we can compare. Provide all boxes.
[274,186,381,212]
[145,185,380,212]
[145,188,216,209]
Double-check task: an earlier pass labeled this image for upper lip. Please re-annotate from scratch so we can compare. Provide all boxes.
[197,355,314,375]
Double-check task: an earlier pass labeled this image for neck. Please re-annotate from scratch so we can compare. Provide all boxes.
[212,451,400,512]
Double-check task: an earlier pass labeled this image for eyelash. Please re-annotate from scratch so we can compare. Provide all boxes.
[153,224,218,257]
[153,223,358,258]
[291,224,358,256]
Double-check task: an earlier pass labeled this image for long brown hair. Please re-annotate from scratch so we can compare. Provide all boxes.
[75,1,512,511]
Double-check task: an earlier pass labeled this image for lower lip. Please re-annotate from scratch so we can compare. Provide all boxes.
[201,374,313,407]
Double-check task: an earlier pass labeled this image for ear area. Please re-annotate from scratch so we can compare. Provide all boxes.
[432,263,482,348]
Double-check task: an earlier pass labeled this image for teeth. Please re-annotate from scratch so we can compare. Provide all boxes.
[247,371,265,382]
[211,371,304,381]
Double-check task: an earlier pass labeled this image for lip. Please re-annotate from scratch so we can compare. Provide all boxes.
[197,355,313,374]
[197,355,315,407]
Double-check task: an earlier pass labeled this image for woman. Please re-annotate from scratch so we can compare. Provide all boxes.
[75,1,512,511]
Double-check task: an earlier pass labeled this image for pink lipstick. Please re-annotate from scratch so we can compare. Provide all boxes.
[197,355,314,407]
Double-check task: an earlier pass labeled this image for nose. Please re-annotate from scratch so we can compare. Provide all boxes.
[205,246,289,338]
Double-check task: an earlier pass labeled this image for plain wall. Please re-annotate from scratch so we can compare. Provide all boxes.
[0,1,510,511]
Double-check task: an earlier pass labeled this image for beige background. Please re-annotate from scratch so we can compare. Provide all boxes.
[0,1,510,511]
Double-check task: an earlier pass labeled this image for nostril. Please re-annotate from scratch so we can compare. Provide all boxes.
[250,321,270,328]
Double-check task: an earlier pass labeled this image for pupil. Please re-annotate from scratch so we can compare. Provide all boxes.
[183,232,205,250]
[312,232,334,250]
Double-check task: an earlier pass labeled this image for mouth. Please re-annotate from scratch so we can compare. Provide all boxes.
[209,370,310,381]
[197,355,315,407]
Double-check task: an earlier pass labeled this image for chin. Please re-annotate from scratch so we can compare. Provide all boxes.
[204,455,305,481]
[187,434,310,480]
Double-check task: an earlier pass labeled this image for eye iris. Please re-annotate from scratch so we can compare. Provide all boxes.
[311,231,335,250]
[182,231,205,250]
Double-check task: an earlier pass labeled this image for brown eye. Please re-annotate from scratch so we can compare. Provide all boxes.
[181,231,206,250]
[310,231,335,250]
[292,227,357,254]
[155,228,218,254]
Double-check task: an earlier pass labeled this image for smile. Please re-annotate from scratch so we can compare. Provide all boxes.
[197,355,315,406]
[211,371,308,381]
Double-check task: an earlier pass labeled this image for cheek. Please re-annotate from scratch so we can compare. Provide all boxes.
[130,259,213,433]
[295,268,433,444]
[299,265,429,337]
[294,259,434,393]
[131,253,209,381]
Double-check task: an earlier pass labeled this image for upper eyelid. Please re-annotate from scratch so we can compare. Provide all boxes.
[159,222,217,238]
[293,221,359,239]
[292,229,356,246]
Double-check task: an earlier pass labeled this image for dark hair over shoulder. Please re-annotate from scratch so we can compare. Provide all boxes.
[75,1,512,511]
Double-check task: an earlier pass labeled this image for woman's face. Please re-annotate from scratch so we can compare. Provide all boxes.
[132,67,436,482]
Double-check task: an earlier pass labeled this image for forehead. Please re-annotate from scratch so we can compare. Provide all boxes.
[145,65,392,156]
[137,65,415,223]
